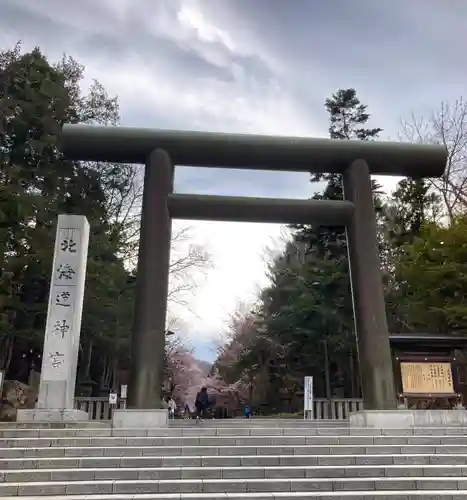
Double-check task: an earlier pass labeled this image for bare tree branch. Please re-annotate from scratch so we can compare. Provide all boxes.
[400,98,467,222]
[168,226,213,307]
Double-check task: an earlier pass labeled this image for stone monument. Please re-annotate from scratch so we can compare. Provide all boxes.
[17,215,90,422]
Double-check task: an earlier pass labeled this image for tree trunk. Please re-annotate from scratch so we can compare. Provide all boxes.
[111,354,118,390]
[0,334,14,373]
[349,351,356,398]
[100,356,109,389]
[78,338,93,382]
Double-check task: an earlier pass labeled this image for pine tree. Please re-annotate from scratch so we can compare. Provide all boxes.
[385,178,441,249]
[292,89,384,397]
[296,88,383,251]
[215,91,386,404]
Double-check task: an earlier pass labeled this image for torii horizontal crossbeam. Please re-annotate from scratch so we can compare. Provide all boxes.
[167,193,354,225]
[61,124,447,177]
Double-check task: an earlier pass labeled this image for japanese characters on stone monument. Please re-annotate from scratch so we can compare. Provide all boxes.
[33,215,90,416]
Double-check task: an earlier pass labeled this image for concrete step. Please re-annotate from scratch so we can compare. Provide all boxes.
[4,443,467,458]
[3,476,467,496]
[5,434,467,448]
[3,423,467,498]
[0,421,110,429]
[2,452,466,469]
[169,419,350,427]
[3,426,467,438]
[0,427,356,438]
[3,464,467,482]
[4,493,467,500]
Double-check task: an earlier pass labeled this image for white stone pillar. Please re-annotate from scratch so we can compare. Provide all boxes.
[17,215,90,422]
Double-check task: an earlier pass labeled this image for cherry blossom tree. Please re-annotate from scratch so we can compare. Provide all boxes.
[164,337,209,408]
[201,371,244,414]
[215,301,286,410]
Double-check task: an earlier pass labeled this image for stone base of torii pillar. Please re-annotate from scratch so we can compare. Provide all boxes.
[17,215,90,423]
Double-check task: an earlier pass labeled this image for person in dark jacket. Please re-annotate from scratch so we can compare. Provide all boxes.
[195,387,209,421]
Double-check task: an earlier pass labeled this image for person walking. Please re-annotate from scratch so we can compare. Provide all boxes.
[168,397,177,419]
[195,387,209,422]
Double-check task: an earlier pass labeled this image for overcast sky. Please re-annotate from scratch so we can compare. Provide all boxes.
[1,0,465,361]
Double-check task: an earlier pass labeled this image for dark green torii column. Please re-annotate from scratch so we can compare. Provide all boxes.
[61,124,447,411]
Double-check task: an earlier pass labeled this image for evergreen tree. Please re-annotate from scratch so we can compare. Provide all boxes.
[384,178,441,249]
[215,90,467,410]
[293,89,384,396]
[0,44,134,388]
[383,178,442,333]
[0,43,211,394]
[311,88,382,185]
[394,216,467,333]
[254,89,385,401]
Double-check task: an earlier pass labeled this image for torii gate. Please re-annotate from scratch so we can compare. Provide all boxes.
[61,124,447,415]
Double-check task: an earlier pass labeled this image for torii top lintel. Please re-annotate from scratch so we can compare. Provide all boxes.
[61,124,447,177]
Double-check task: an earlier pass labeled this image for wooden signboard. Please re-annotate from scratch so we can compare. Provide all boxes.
[400,362,454,395]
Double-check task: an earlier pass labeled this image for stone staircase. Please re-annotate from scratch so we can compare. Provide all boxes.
[2,418,467,499]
